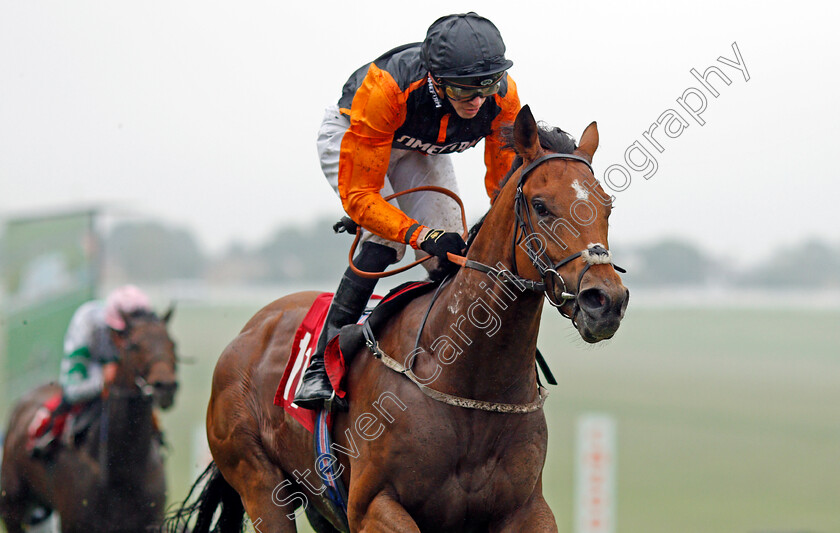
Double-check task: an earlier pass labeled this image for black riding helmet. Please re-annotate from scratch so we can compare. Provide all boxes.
[421,12,513,87]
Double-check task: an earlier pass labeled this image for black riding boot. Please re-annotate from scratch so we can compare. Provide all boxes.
[294,242,396,411]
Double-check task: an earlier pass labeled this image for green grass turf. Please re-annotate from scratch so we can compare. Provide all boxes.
[152,303,840,533]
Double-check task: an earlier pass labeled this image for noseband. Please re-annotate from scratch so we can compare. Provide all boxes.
[109,319,177,399]
[461,152,625,322]
[369,153,627,413]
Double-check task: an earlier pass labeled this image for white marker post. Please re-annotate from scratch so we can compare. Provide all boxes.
[574,414,616,533]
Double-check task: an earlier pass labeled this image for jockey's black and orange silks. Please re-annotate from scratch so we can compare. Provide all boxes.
[336,43,520,247]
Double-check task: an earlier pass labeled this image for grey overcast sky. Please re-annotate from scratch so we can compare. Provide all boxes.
[1,1,838,265]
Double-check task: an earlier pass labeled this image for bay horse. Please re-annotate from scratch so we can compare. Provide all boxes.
[0,308,179,533]
[169,105,628,532]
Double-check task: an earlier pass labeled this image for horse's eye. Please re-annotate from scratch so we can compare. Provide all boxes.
[532,200,551,217]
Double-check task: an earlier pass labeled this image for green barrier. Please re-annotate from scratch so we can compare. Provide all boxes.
[1,210,97,423]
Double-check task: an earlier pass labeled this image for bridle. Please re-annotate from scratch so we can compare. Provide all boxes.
[366,152,626,413]
[453,152,625,324]
[132,349,177,398]
[108,316,177,400]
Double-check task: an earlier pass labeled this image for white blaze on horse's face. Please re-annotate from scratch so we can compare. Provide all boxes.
[571,179,589,201]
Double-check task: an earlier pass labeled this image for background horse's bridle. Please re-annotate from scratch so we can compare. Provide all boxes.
[108,316,176,400]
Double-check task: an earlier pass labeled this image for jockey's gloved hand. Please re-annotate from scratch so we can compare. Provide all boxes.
[419,228,466,260]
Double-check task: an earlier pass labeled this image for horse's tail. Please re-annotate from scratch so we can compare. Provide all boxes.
[163,461,244,533]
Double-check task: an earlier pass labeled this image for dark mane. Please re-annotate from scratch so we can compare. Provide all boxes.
[498,121,578,190]
[463,121,578,251]
[125,309,160,325]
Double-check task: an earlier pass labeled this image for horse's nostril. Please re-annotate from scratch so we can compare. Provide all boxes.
[579,288,610,314]
[153,381,178,393]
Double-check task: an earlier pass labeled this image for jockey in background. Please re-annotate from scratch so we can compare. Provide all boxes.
[295,12,522,410]
[27,284,153,457]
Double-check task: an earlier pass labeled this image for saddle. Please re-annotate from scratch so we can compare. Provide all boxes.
[64,399,101,446]
[274,281,438,432]
[272,281,438,527]
[27,393,97,456]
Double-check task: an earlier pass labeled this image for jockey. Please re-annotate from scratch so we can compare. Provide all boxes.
[294,12,521,410]
[28,285,152,457]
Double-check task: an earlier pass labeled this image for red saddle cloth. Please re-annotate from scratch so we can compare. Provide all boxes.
[27,392,84,447]
[274,292,381,433]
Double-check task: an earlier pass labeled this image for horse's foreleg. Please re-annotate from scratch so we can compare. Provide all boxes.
[350,492,420,533]
[218,456,304,533]
[1,446,30,533]
[0,503,26,533]
[0,486,25,533]
[491,481,558,533]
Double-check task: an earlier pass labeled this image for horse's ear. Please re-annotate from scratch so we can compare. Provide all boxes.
[513,105,540,161]
[577,121,599,162]
[110,321,130,347]
[161,303,175,324]
[119,310,133,333]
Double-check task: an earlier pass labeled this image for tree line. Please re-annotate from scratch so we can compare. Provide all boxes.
[98,219,840,289]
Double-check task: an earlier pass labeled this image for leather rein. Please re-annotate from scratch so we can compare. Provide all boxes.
[106,316,175,400]
[366,152,624,414]
[448,152,625,325]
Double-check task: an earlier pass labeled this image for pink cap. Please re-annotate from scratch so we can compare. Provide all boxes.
[104,285,152,331]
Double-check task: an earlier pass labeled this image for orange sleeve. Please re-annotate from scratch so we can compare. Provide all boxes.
[484,75,521,200]
[338,64,422,245]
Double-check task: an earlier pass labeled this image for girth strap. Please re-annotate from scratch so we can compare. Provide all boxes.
[362,322,548,414]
